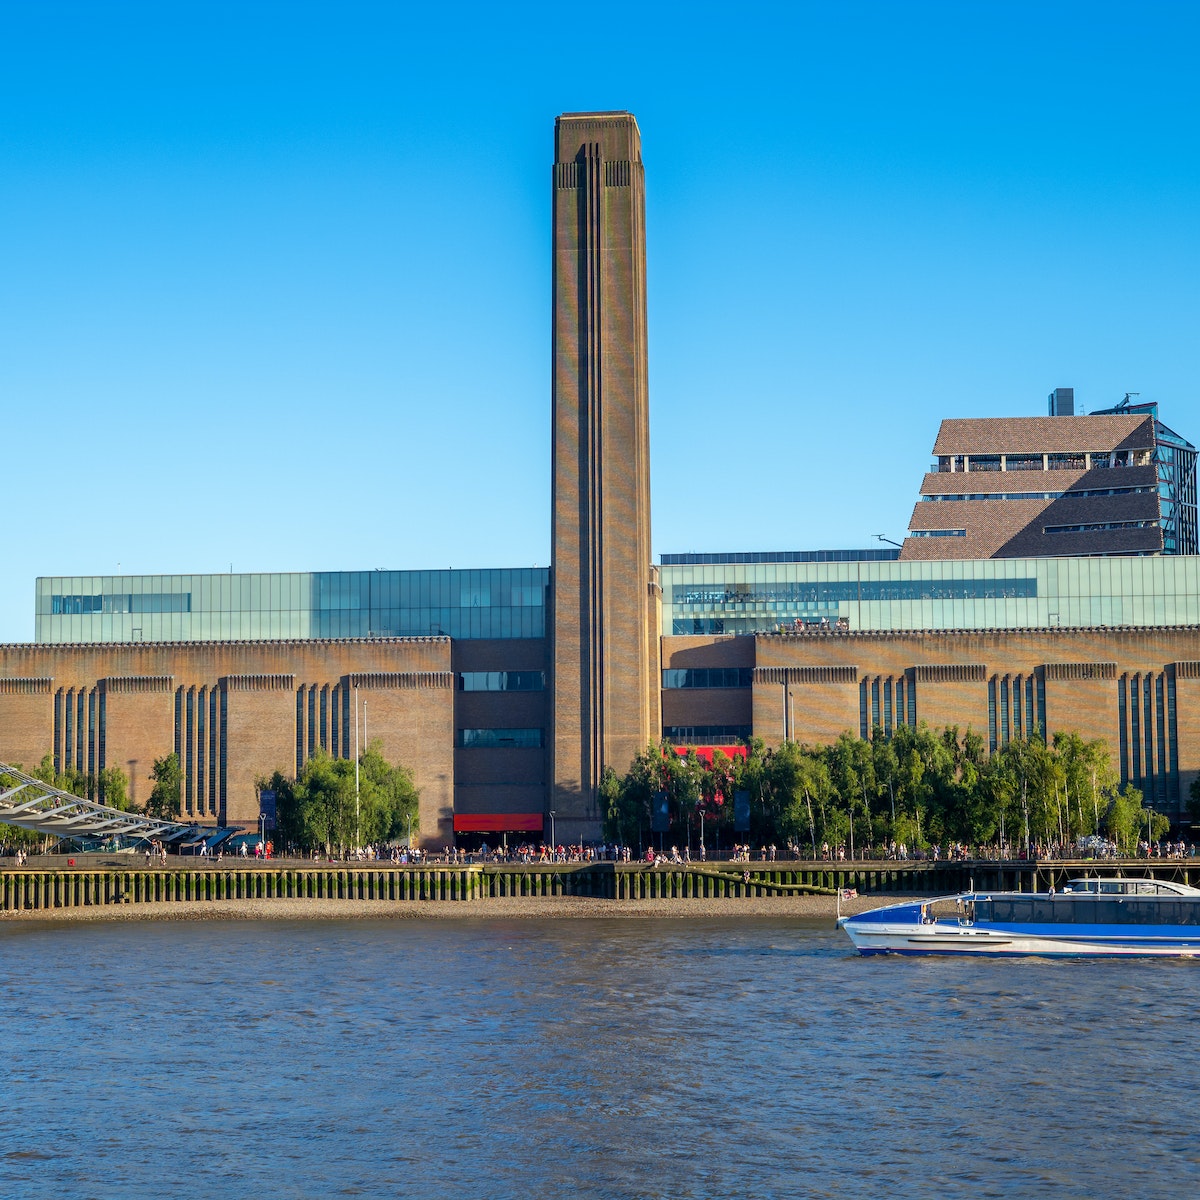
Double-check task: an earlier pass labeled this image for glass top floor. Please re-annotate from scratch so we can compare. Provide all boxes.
[35,568,548,644]
[660,554,1200,635]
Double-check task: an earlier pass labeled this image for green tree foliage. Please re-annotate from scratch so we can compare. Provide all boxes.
[266,741,420,854]
[146,752,182,820]
[358,740,420,845]
[28,754,133,810]
[598,723,1173,857]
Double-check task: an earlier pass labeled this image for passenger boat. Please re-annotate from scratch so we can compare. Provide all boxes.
[838,877,1200,957]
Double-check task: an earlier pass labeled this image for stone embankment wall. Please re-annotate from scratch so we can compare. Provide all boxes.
[3,859,1197,913]
[0,862,939,912]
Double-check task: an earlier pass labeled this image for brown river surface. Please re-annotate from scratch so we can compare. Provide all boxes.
[1,914,1196,1198]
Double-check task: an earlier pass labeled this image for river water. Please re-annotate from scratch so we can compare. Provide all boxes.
[1,914,1196,1199]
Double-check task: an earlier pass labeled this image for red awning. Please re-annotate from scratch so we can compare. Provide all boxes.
[453,813,544,833]
[669,745,749,766]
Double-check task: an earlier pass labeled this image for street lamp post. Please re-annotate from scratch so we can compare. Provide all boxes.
[549,810,556,855]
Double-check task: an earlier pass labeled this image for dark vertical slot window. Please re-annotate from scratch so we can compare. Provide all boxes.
[1117,675,1128,785]
[296,689,305,776]
[1144,675,1156,805]
[883,678,893,734]
[1000,677,1010,747]
[98,692,106,775]
[871,679,880,731]
[197,687,206,816]
[64,690,74,771]
[219,688,228,824]
[859,680,868,740]
[54,690,62,775]
[1168,671,1180,800]
[1156,674,1168,807]
[307,687,316,760]
[185,689,195,815]
[87,691,96,777]
[76,692,85,772]
[988,677,997,753]
[209,690,218,813]
[1130,675,1142,788]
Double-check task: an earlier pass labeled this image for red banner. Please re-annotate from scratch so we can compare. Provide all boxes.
[452,813,544,833]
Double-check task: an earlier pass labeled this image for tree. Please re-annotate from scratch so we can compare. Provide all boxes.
[98,766,131,811]
[30,754,133,812]
[358,739,420,846]
[1188,777,1200,825]
[294,751,357,854]
[269,744,420,855]
[146,752,183,820]
[1103,783,1145,854]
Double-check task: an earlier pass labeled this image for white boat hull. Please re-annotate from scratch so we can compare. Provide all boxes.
[842,920,1200,957]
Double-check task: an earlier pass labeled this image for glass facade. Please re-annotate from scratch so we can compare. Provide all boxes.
[35,569,548,643]
[660,549,899,565]
[660,555,1200,635]
[36,556,1200,642]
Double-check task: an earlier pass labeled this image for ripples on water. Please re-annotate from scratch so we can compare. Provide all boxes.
[1,915,1196,1199]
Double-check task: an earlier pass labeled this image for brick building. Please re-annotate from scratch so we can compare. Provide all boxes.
[4,112,1200,840]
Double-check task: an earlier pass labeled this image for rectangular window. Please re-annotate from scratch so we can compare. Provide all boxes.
[1044,520,1158,535]
[51,592,192,615]
[456,728,544,748]
[458,671,546,692]
[661,668,753,689]
[662,726,752,746]
[1048,453,1086,470]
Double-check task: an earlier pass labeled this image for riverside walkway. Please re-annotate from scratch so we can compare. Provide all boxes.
[1,857,1198,913]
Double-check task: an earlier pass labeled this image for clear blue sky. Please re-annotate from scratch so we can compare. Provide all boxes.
[3,1,1198,641]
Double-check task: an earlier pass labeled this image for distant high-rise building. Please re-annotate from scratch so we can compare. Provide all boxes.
[549,112,660,837]
[1048,387,1075,416]
[901,392,1198,559]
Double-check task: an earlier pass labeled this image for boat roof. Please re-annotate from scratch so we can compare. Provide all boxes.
[1061,877,1200,896]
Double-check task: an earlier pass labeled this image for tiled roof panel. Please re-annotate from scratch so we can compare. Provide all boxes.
[932,414,1154,455]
